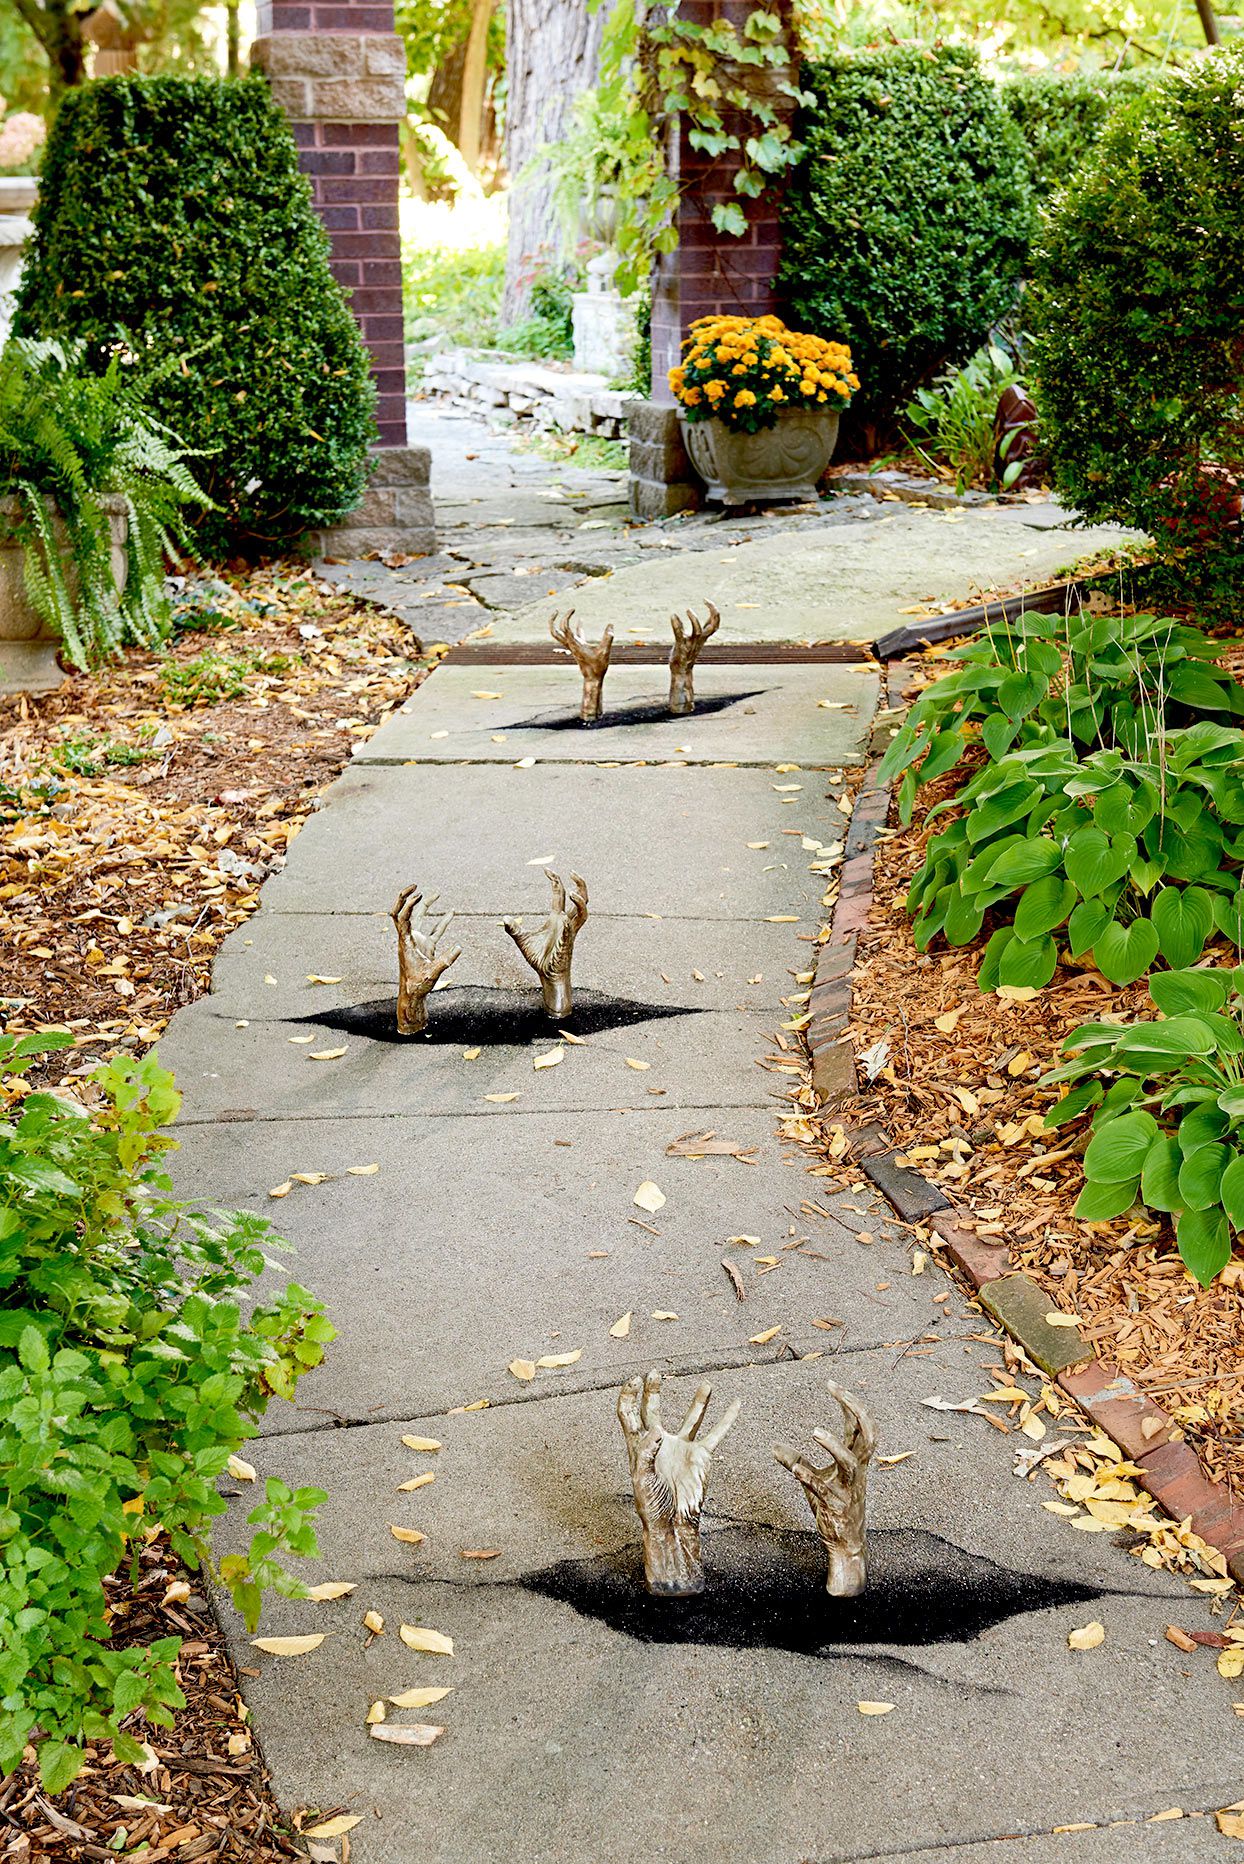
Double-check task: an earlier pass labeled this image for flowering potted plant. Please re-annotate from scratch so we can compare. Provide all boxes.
[669,314,857,506]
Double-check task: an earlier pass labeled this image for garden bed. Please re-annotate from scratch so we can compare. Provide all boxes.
[0,562,432,1851]
[827,680,1244,1493]
[1,563,437,1090]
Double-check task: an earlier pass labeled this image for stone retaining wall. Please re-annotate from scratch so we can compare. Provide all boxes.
[419,349,638,439]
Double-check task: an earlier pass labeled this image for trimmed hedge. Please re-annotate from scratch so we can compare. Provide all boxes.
[1028,50,1244,566]
[778,45,1031,432]
[1000,67,1169,204]
[15,75,375,555]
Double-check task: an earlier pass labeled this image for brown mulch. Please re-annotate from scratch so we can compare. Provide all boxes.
[1,562,439,1092]
[1,561,433,1856]
[823,681,1244,1493]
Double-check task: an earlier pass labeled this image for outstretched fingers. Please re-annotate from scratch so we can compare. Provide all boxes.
[546,870,567,916]
[617,1375,644,1440]
[678,1382,713,1440]
[431,945,461,982]
[812,1424,856,1477]
[701,1395,741,1452]
[826,1379,877,1461]
[392,884,422,930]
[640,1368,662,1432]
[774,1443,819,1487]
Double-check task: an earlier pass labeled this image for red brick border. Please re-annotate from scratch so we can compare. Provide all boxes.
[808,688,1244,1586]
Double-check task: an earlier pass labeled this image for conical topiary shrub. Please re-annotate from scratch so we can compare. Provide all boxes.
[16,74,376,555]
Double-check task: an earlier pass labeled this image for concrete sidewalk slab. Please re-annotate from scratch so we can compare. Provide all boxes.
[203,910,816,1018]
[171,1104,934,1425]
[502,506,1136,644]
[157,997,792,1119]
[262,765,846,921]
[358,662,878,767]
[208,1359,1240,1864]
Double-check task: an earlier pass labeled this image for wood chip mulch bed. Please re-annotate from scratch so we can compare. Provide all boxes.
[822,657,1244,1497]
[1,562,433,1859]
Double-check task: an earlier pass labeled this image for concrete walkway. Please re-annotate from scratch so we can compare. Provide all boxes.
[158,412,1238,1861]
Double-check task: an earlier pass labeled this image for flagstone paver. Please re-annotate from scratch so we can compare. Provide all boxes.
[161,409,1236,1861]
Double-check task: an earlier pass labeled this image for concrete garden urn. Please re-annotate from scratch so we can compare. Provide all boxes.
[678,407,840,506]
[0,494,129,693]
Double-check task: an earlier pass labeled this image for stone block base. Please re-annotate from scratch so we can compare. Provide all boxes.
[627,399,699,520]
[0,640,63,695]
[305,445,435,559]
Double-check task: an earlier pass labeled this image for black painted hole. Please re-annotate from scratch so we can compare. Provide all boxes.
[502,689,767,734]
[299,985,705,1046]
[521,1525,1110,1654]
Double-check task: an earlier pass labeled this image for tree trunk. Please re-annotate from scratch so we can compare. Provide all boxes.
[1194,0,1221,42]
[428,34,468,144]
[457,0,493,172]
[226,0,241,75]
[503,0,605,318]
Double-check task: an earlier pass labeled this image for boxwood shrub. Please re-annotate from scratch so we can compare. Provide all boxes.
[778,45,1031,434]
[999,68,1168,205]
[15,74,376,556]
[1027,50,1244,570]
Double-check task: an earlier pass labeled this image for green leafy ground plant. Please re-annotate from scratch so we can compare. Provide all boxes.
[0,1032,332,1793]
[1043,966,1244,1285]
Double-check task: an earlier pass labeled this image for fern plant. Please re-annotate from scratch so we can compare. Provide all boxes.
[0,341,208,670]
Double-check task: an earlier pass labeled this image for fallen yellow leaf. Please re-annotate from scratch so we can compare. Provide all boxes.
[533,1047,563,1070]
[397,1472,436,1492]
[609,1311,632,1339]
[462,1047,481,1060]
[390,1526,426,1545]
[633,1181,666,1213]
[347,1163,380,1176]
[485,1092,520,1104]
[1044,1313,1082,1328]
[306,1815,363,1838]
[536,1349,583,1368]
[363,1610,384,1635]
[857,1701,894,1715]
[508,1358,537,1381]
[227,1455,257,1482]
[250,1635,326,1656]
[876,1453,913,1467]
[399,1625,453,1655]
[1067,1621,1105,1650]
[389,1686,452,1709]
[304,1582,357,1601]
[268,1182,292,1199]
[306,975,343,986]
[309,1047,348,1062]
[651,1310,678,1321]
[750,1325,782,1345]
[401,1435,442,1452]
[290,1172,329,1185]
[625,1058,650,1071]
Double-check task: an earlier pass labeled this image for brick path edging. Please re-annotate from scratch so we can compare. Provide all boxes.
[805,681,1244,1586]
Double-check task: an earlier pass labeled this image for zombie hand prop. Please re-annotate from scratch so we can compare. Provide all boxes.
[617,1369,740,1597]
[503,869,588,1019]
[774,1380,876,1597]
[392,885,461,1036]
[549,609,615,724]
[668,601,721,715]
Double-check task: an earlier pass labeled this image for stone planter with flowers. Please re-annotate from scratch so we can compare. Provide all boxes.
[669,314,858,506]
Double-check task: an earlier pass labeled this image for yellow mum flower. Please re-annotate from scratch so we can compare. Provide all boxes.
[771,385,786,402]
[705,379,726,400]
[734,388,757,407]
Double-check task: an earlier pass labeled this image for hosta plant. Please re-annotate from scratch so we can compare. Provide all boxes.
[1042,965,1244,1286]
[907,721,1244,990]
[878,608,1244,826]
[0,1032,332,1793]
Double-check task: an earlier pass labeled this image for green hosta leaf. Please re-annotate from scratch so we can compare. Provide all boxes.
[1067,895,1114,958]
[1148,968,1232,1016]
[1094,781,1146,837]
[997,668,1049,720]
[917,727,968,788]
[1178,1142,1230,1211]
[1083,1108,1159,1183]
[1167,661,1237,710]
[1151,886,1215,969]
[981,714,1019,761]
[1013,874,1077,941]
[1045,1080,1103,1129]
[1065,826,1135,897]
[1141,1135,1183,1212]
[1092,917,1159,986]
[1212,888,1244,949]
[964,780,1041,845]
[1129,854,1164,895]
[1149,815,1223,882]
[1113,1014,1222,1068]
[977,925,1015,992]
[1074,1176,1140,1221]
[1219,1155,1244,1228]
[943,888,986,947]
[1175,1205,1231,1287]
[1179,1103,1230,1152]
[983,838,1062,890]
[997,933,1058,990]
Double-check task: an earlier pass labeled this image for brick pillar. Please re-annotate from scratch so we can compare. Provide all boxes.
[252,3,435,551]
[629,0,794,518]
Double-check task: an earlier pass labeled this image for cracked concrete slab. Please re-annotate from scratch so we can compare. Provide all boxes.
[500,506,1136,645]
[207,1359,1240,1864]
[361,662,878,767]
[261,764,848,921]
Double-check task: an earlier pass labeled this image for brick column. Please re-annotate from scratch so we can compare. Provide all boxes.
[252,1,407,448]
[629,0,794,518]
[252,3,435,551]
